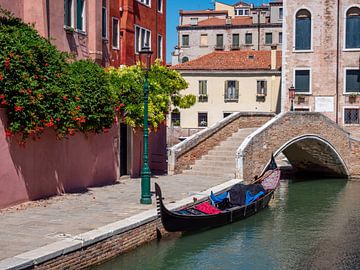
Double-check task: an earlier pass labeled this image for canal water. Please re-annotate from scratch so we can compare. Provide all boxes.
[92,179,360,270]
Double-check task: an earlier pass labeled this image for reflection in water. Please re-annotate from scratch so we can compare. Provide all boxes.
[92,179,360,270]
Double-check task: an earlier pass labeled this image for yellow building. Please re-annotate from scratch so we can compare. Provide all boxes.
[171,47,281,129]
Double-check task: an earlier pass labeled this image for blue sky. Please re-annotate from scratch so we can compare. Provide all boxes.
[166,0,270,63]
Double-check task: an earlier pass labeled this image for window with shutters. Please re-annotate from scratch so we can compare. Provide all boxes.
[200,34,208,47]
[294,69,311,93]
[265,33,272,45]
[232,34,240,49]
[224,80,239,102]
[344,108,360,124]
[216,34,224,50]
[198,80,208,102]
[135,25,151,53]
[171,110,180,126]
[64,0,74,27]
[295,9,312,51]
[182,35,189,47]
[345,68,360,93]
[245,33,252,45]
[76,0,85,31]
[345,7,360,49]
[198,113,208,127]
[257,80,267,96]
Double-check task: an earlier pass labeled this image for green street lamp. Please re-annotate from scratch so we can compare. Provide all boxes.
[139,44,153,205]
[289,85,296,112]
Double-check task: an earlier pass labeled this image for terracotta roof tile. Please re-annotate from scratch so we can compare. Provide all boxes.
[181,16,253,27]
[172,50,282,71]
[180,10,228,15]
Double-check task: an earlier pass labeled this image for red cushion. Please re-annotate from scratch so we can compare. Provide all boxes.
[195,202,221,215]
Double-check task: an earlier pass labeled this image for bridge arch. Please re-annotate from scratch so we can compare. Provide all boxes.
[236,112,359,180]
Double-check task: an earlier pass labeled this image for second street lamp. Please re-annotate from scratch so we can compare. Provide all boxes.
[139,45,153,205]
[289,85,296,112]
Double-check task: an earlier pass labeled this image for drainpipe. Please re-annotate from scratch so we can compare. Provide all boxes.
[335,0,340,124]
[46,0,50,39]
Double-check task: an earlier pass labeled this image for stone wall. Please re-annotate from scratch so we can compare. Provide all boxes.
[169,113,274,174]
[34,219,166,270]
[237,112,360,180]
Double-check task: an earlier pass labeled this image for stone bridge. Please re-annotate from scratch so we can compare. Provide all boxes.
[236,112,360,181]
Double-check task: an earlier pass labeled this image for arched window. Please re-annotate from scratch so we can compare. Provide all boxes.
[182,56,189,63]
[295,9,311,50]
[346,7,360,49]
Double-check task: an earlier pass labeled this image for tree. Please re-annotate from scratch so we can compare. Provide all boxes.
[107,61,195,130]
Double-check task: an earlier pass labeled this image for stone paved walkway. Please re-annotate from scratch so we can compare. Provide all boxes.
[0,173,234,261]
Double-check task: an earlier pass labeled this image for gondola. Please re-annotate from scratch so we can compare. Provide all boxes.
[155,159,280,233]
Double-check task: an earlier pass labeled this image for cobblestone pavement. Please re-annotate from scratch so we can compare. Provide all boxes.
[0,174,234,260]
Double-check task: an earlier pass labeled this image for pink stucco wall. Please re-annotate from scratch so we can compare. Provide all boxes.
[0,109,119,209]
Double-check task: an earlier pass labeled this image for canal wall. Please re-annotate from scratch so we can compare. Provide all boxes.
[0,179,240,270]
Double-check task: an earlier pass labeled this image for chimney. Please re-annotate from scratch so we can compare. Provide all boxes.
[271,45,277,70]
[225,17,232,25]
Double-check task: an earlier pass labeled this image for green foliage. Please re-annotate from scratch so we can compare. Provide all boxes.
[108,61,195,129]
[0,10,117,141]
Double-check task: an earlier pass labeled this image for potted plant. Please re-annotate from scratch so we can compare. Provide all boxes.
[349,93,358,103]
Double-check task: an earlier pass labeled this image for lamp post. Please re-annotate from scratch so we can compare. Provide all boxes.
[289,85,296,111]
[139,45,153,204]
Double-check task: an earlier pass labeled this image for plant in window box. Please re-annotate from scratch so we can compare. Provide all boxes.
[349,93,359,103]
[200,120,207,127]
[64,26,75,33]
[297,95,306,104]
[198,94,208,102]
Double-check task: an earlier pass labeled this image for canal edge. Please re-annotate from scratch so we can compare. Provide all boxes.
[0,179,241,270]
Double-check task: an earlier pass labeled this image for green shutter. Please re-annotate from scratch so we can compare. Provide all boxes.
[346,69,360,92]
[296,17,311,50]
[77,0,83,30]
[295,70,310,92]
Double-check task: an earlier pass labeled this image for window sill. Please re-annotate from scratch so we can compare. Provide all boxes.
[199,45,209,48]
[112,46,120,51]
[344,124,360,127]
[136,1,151,8]
[181,45,190,48]
[64,26,75,33]
[293,49,314,53]
[343,92,360,95]
[343,48,360,52]
[224,99,239,103]
[295,92,311,96]
[76,29,87,36]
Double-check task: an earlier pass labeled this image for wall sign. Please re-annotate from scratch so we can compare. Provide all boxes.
[315,97,334,112]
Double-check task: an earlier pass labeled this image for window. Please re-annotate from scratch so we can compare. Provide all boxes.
[235,8,249,16]
[232,34,240,48]
[295,69,311,93]
[198,113,208,127]
[200,34,208,47]
[223,113,232,118]
[76,0,85,31]
[279,32,283,44]
[64,0,74,27]
[345,7,360,49]
[102,0,107,38]
[245,33,252,44]
[157,35,163,60]
[137,0,150,7]
[295,9,311,50]
[112,18,119,49]
[265,33,272,44]
[279,8,283,20]
[216,34,223,49]
[182,34,189,47]
[182,57,189,63]
[257,80,267,96]
[190,18,198,26]
[344,108,360,124]
[171,110,180,126]
[198,80,208,102]
[224,80,239,102]
[157,0,162,12]
[135,26,151,53]
[345,69,360,93]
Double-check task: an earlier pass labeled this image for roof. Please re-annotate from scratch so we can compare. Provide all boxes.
[172,50,282,71]
[181,16,254,27]
[180,10,228,16]
[234,1,251,7]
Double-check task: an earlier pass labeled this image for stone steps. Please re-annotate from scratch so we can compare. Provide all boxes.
[181,127,257,178]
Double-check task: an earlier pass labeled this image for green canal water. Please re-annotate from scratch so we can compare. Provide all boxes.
[93,179,360,270]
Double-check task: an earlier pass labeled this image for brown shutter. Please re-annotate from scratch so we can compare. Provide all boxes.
[224,80,228,99]
[264,80,267,96]
[235,80,239,99]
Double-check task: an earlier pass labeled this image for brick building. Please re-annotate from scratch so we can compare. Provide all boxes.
[172,0,283,65]
[282,0,360,135]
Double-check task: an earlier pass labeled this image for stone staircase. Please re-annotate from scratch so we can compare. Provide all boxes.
[182,128,258,178]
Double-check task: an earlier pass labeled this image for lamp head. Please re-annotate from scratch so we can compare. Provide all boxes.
[139,44,153,70]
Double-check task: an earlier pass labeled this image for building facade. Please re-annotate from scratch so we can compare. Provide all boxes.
[282,0,360,135]
[171,48,281,129]
[172,0,283,65]
[0,0,166,67]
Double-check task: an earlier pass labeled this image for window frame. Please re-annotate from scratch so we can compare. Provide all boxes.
[157,0,162,13]
[232,33,240,48]
[198,80,208,103]
[343,107,360,125]
[216,34,224,49]
[293,8,313,52]
[224,80,239,102]
[182,34,189,47]
[344,67,360,94]
[265,32,273,45]
[136,0,151,8]
[198,112,208,127]
[76,0,86,32]
[279,7,283,20]
[171,110,181,127]
[134,25,151,53]
[343,5,360,51]
[200,34,208,47]
[157,34,163,60]
[279,32,283,44]
[64,0,74,28]
[112,17,120,49]
[102,1,107,39]
[256,80,267,96]
[293,68,312,95]
[245,33,252,45]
